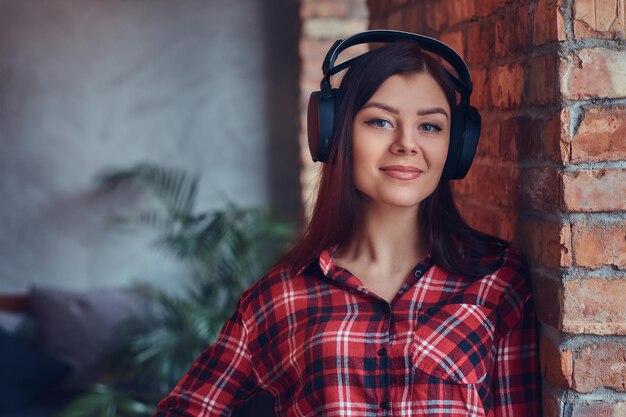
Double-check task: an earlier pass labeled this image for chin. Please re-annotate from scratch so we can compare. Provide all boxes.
[357,183,438,209]
[376,191,429,209]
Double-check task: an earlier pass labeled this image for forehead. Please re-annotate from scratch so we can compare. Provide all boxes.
[366,73,451,114]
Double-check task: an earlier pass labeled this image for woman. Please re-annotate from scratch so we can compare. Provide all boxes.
[154,31,541,417]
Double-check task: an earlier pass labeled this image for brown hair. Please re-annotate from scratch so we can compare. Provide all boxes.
[278,42,508,277]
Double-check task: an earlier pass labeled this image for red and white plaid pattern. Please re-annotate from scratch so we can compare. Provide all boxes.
[154,246,540,417]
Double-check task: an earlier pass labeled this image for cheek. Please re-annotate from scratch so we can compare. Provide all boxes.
[352,148,373,188]
[351,141,383,192]
[429,138,450,168]
[352,136,382,171]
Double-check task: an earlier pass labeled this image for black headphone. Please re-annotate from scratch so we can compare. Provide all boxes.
[307,30,481,180]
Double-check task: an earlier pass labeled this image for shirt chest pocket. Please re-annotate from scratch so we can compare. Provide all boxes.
[412,303,496,384]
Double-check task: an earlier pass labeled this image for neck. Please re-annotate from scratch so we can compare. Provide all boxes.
[337,202,428,268]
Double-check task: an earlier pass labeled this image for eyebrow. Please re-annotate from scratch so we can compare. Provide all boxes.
[361,102,450,120]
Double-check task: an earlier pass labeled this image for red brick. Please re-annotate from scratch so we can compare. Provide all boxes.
[490,63,524,109]
[504,115,545,161]
[299,39,335,59]
[471,69,489,110]
[367,0,405,21]
[300,1,351,19]
[432,1,449,32]
[516,217,543,264]
[571,106,626,163]
[465,21,495,66]
[468,163,519,207]
[461,161,486,198]
[543,222,572,268]
[527,54,559,105]
[517,217,571,269]
[519,167,561,211]
[495,2,531,57]
[300,80,320,105]
[540,336,573,388]
[563,277,626,335]
[450,166,475,197]
[366,0,382,19]
[456,199,501,237]
[497,208,517,241]
[562,48,626,99]
[570,401,626,417]
[542,393,560,417]
[476,116,500,157]
[545,109,571,164]
[530,271,563,328]
[476,0,508,17]
[368,20,383,31]
[573,0,626,39]
[386,8,404,30]
[303,18,368,40]
[302,55,326,80]
[440,31,465,60]
[534,0,568,45]
[571,220,626,269]
[402,1,440,33]
[445,0,476,25]
[499,117,521,161]
[402,3,425,32]
[572,341,626,393]
[562,169,626,212]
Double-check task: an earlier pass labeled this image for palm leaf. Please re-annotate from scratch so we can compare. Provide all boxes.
[57,385,153,417]
[98,164,199,220]
[68,164,295,416]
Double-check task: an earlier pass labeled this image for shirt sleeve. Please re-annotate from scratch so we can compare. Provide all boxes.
[492,264,542,417]
[153,299,260,417]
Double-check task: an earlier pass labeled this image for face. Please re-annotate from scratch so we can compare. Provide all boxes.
[351,73,451,210]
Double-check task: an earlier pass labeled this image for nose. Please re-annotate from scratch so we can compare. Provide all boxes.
[390,125,418,155]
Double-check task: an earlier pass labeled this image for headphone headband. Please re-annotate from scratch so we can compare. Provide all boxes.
[321,30,473,99]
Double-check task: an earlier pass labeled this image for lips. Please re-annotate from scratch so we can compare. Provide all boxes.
[379,165,423,180]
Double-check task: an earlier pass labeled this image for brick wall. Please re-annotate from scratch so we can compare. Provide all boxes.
[298,0,369,216]
[367,0,625,415]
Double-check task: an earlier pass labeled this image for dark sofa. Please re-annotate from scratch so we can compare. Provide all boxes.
[0,287,148,417]
[0,289,274,417]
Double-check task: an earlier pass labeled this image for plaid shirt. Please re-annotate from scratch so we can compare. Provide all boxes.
[154,246,540,417]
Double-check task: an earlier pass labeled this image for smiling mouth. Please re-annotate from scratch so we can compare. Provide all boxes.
[379,165,423,180]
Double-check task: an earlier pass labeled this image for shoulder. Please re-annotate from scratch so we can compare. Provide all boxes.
[490,245,533,332]
[237,261,325,324]
[433,245,530,307]
[461,243,529,289]
[489,244,529,279]
[492,246,531,295]
[237,266,288,315]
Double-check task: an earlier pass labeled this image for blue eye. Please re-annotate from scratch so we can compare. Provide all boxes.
[420,123,443,132]
[365,119,392,128]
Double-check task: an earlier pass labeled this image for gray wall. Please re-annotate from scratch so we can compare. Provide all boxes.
[0,0,300,292]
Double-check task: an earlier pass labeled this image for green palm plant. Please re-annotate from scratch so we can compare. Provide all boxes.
[57,164,294,417]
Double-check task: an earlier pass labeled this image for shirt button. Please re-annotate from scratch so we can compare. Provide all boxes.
[380,401,391,410]
[414,269,423,278]
[377,348,387,356]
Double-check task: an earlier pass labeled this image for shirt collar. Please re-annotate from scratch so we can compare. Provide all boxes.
[318,244,338,276]
[317,245,435,297]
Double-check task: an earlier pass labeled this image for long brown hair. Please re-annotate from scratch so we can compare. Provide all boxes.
[278,42,508,277]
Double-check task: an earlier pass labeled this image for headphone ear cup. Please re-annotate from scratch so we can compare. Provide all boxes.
[441,105,481,180]
[307,91,324,162]
[307,88,342,163]
[455,105,481,179]
[442,106,465,180]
